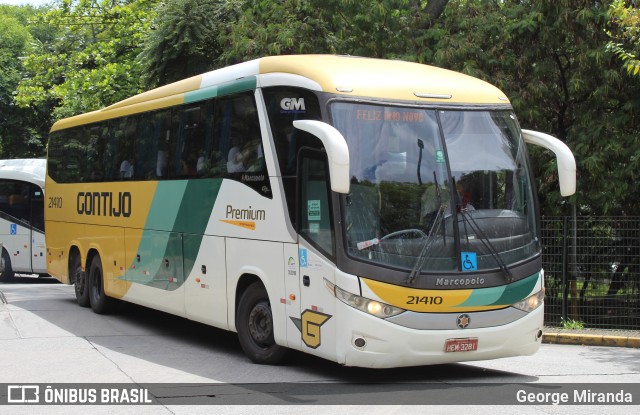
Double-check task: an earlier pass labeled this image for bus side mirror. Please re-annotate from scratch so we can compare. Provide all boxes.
[292,120,350,194]
[522,129,576,197]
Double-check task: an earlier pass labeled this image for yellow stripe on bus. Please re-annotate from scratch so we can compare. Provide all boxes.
[362,278,506,313]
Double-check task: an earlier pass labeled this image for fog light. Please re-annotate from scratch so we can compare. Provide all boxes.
[354,338,366,348]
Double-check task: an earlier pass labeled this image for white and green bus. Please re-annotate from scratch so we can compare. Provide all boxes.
[45,55,575,368]
[0,159,47,282]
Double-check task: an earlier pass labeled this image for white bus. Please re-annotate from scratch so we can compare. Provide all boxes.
[45,55,575,368]
[0,159,47,282]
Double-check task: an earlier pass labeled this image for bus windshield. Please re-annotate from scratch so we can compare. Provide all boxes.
[331,102,539,273]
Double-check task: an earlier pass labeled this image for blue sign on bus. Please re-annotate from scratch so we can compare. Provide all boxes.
[461,252,478,271]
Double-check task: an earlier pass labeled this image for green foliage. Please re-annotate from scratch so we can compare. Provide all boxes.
[607,0,640,76]
[0,5,48,158]
[561,317,585,330]
[138,0,242,86]
[16,0,157,120]
[216,0,335,64]
[428,0,640,216]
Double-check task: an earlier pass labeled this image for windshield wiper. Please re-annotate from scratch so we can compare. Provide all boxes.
[406,171,446,285]
[458,208,514,283]
[405,202,447,285]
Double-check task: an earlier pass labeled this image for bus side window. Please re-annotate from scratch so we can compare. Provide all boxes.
[298,150,334,257]
[120,118,137,180]
[209,92,270,195]
[0,181,31,225]
[176,104,205,178]
[262,87,323,227]
[0,180,11,218]
[30,185,44,232]
[219,94,263,175]
[86,125,105,182]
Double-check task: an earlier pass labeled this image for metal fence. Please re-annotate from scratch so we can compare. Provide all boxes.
[541,216,640,329]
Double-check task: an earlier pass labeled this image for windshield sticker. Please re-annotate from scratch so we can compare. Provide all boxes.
[309,222,320,234]
[436,150,445,163]
[307,200,321,221]
[461,252,478,271]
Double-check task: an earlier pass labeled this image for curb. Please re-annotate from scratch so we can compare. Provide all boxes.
[543,332,640,348]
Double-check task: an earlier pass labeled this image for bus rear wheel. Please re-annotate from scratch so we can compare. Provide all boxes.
[88,255,115,314]
[0,249,15,283]
[72,254,89,307]
[236,282,287,365]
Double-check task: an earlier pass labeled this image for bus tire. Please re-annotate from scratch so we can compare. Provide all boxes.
[88,255,116,314]
[236,282,287,365]
[72,253,89,307]
[0,249,15,283]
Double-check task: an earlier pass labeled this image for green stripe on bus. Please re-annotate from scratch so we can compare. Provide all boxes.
[175,179,222,278]
[145,181,188,230]
[458,272,539,308]
[184,86,219,104]
[125,179,222,290]
[184,76,257,104]
[489,272,539,305]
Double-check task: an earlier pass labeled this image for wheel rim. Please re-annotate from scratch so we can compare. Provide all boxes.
[248,301,274,347]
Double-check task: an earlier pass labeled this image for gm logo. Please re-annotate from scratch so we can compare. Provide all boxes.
[280,98,306,112]
[7,385,40,403]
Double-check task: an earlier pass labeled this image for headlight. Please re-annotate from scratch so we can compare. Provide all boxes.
[512,288,545,312]
[325,279,405,318]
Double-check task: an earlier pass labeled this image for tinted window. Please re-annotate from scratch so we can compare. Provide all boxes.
[263,87,323,224]
[0,179,42,230]
[47,91,270,197]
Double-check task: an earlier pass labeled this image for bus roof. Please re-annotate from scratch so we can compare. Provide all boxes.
[51,55,510,132]
[0,159,46,188]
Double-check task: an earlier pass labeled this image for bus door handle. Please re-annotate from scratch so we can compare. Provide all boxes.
[303,275,310,287]
[164,258,170,268]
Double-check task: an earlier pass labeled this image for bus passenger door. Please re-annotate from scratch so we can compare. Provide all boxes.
[294,150,337,360]
[29,184,46,274]
[0,181,32,273]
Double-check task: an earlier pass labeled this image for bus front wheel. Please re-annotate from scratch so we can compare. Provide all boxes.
[88,255,116,314]
[0,249,15,283]
[236,282,287,365]
[72,253,89,307]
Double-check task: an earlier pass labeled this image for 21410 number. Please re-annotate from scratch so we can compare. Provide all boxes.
[406,296,443,305]
[48,196,62,209]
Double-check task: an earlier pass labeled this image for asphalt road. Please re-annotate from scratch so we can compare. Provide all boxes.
[1,277,639,414]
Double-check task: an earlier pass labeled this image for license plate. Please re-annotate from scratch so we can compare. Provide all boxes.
[444,338,478,353]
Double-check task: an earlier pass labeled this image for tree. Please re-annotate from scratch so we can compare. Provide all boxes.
[218,0,450,63]
[428,0,640,216]
[138,0,243,86]
[607,0,640,76]
[16,0,157,120]
[0,5,48,158]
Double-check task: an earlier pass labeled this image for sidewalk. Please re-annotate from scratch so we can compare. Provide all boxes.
[543,326,640,348]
